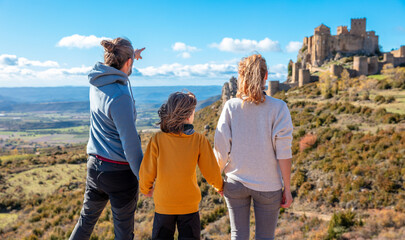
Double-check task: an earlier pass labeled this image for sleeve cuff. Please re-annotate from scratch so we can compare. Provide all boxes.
[276,142,292,159]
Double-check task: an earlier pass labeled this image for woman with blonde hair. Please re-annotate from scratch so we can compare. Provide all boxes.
[214,54,293,240]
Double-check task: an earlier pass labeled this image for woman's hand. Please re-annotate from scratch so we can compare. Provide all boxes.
[145,188,154,197]
[134,48,145,60]
[280,189,293,208]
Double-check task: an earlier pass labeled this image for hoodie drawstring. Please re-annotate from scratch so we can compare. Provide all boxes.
[128,79,135,105]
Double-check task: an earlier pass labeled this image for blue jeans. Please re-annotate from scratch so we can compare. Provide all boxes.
[224,177,282,240]
[69,156,139,240]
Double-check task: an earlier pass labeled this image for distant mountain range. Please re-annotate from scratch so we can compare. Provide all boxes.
[0,86,222,112]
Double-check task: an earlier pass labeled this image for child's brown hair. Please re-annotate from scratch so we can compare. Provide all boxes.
[158,91,197,133]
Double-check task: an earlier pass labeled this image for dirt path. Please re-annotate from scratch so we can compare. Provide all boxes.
[286,210,332,221]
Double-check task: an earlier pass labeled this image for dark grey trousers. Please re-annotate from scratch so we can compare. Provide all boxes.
[69,156,139,240]
[224,177,282,240]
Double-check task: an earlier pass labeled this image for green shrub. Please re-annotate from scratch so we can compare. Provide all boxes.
[361,92,370,100]
[374,95,386,104]
[200,206,227,229]
[386,96,395,103]
[292,169,307,188]
[347,125,359,131]
[326,210,357,240]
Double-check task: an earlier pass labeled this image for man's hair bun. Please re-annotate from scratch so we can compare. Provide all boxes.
[101,40,115,53]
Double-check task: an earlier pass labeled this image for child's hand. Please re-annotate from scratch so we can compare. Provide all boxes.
[145,188,154,197]
[217,190,224,197]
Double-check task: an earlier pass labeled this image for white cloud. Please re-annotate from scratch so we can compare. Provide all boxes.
[0,53,90,86]
[0,64,91,80]
[268,64,287,80]
[36,66,92,79]
[0,54,59,67]
[172,42,198,52]
[172,42,199,59]
[286,41,302,53]
[57,34,111,49]
[136,62,237,78]
[210,37,281,53]
[180,52,191,59]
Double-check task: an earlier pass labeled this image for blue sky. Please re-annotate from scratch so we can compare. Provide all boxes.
[0,0,404,87]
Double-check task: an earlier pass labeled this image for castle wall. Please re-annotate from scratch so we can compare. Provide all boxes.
[337,26,348,35]
[367,56,379,75]
[279,83,292,91]
[299,69,310,87]
[391,46,405,58]
[364,32,379,54]
[308,36,313,53]
[353,56,368,76]
[383,53,394,65]
[331,34,374,53]
[394,57,405,67]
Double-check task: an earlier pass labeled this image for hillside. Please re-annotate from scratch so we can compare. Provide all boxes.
[0,68,404,239]
[195,67,405,239]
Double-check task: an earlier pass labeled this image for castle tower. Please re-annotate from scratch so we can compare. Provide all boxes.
[383,53,394,65]
[400,46,405,57]
[350,18,366,36]
[337,26,348,35]
[330,64,343,78]
[298,69,310,87]
[303,37,308,46]
[267,81,280,96]
[291,62,301,83]
[353,56,368,76]
[367,56,379,75]
[312,24,331,66]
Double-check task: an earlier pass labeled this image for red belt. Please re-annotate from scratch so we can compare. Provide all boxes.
[95,155,129,165]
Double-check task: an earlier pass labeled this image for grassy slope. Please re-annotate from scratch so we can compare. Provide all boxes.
[1,69,405,239]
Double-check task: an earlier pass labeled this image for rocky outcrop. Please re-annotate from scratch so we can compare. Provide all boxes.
[221,76,237,107]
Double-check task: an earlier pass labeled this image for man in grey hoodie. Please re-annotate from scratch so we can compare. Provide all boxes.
[70,38,144,240]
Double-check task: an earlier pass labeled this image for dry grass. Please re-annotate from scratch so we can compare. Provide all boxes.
[5,163,86,197]
[0,213,18,229]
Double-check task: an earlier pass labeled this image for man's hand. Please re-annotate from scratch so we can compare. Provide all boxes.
[134,48,145,60]
[280,189,293,208]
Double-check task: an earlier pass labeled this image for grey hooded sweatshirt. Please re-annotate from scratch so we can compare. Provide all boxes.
[86,62,143,179]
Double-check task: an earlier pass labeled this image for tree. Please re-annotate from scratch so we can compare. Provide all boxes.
[339,69,350,91]
[318,71,336,99]
[288,60,293,77]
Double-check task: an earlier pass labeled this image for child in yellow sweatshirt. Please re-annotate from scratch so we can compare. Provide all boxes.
[139,91,223,240]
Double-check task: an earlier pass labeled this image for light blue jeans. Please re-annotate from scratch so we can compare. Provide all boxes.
[224,177,282,240]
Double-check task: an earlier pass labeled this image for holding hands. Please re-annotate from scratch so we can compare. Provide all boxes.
[145,187,154,197]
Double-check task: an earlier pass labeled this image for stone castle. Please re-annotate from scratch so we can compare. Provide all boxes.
[266,18,405,96]
[302,18,379,67]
